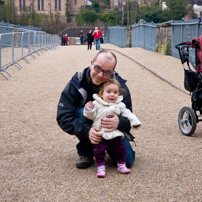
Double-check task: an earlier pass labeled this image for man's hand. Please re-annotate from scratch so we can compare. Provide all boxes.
[100,114,119,132]
[89,126,102,144]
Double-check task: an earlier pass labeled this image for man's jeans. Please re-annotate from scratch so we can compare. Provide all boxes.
[94,38,100,50]
[75,107,135,168]
[80,37,83,45]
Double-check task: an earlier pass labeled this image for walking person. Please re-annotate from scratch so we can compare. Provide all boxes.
[87,29,94,50]
[65,34,69,45]
[79,29,85,45]
[92,27,102,50]
[61,34,66,46]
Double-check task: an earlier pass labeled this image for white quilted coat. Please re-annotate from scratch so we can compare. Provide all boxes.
[83,94,141,140]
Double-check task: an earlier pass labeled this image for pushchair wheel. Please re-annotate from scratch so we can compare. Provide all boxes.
[178,106,197,136]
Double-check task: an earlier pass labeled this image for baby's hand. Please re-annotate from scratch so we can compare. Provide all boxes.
[86,101,93,109]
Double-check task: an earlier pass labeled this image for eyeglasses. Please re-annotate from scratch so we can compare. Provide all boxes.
[93,63,113,78]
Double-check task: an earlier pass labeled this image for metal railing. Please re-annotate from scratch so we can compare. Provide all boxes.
[171,19,202,61]
[105,19,202,62]
[132,22,157,52]
[104,26,127,48]
[0,20,42,33]
[0,29,60,80]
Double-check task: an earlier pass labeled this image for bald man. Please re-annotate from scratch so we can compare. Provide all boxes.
[57,49,135,169]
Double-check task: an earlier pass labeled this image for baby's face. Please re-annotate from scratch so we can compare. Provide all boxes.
[101,84,119,103]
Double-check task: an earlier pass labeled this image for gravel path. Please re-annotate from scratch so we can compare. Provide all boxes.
[1,44,202,201]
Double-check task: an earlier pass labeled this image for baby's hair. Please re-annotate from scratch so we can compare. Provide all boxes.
[99,79,125,95]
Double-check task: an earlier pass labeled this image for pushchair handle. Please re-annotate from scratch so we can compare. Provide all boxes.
[175,42,192,65]
[175,42,191,50]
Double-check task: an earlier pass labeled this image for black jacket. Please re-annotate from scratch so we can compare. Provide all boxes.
[87,32,94,42]
[56,67,134,141]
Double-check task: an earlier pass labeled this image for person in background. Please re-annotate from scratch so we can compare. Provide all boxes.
[87,29,94,50]
[79,29,85,45]
[92,27,102,50]
[61,34,66,46]
[65,34,69,45]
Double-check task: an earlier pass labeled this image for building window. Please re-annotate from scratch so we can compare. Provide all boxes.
[19,0,22,11]
[38,0,40,10]
[75,0,77,5]
[55,0,57,10]
[59,0,61,10]
[123,0,125,5]
[137,0,140,4]
[42,0,44,10]
[115,0,118,5]
[23,0,25,10]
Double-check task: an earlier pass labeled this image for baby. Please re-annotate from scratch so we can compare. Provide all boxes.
[83,79,141,177]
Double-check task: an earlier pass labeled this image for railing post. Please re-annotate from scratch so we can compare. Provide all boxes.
[12,32,14,63]
[0,34,1,70]
[28,31,30,54]
[197,22,200,38]
[34,31,36,52]
[21,32,23,58]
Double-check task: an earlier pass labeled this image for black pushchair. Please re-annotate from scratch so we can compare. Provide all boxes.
[176,35,202,136]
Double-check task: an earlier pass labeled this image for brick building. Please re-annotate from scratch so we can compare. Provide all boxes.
[6,0,158,23]
[110,0,156,10]
[190,0,202,5]
[5,0,88,23]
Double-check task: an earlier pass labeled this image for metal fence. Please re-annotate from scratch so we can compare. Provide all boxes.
[105,22,157,51]
[105,19,202,63]
[171,19,202,62]
[0,29,60,80]
[0,21,41,34]
[104,26,127,48]
[132,22,157,52]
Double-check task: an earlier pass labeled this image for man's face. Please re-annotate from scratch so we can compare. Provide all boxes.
[90,53,115,86]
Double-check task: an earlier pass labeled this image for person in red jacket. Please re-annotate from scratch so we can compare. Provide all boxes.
[65,34,69,45]
[92,27,102,50]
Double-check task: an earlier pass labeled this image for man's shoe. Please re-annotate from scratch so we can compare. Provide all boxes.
[76,156,92,169]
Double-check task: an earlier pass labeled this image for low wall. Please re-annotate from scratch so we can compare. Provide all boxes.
[60,37,88,45]
[69,37,77,45]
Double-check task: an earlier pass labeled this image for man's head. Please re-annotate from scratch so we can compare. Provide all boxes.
[89,49,117,86]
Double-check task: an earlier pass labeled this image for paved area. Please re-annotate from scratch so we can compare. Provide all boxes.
[1,43,202,201]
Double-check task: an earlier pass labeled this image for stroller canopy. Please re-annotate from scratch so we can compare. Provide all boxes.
[192,35,202,72]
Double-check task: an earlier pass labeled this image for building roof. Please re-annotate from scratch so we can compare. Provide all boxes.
[190,0,202,5]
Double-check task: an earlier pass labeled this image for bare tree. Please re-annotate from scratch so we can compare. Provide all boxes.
[123,1,139,26]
